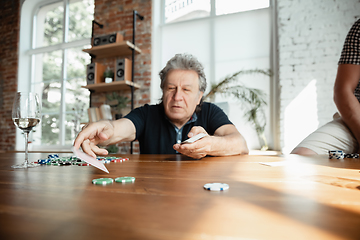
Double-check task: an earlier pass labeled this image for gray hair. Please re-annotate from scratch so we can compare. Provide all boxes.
[159,53,207,92]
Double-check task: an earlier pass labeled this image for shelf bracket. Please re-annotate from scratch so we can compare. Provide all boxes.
[130,10,144,154]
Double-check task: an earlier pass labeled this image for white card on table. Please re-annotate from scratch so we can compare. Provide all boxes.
[181,133,207,144]
[71,147,109,173]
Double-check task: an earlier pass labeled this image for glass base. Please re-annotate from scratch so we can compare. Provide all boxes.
[12,162,39,169]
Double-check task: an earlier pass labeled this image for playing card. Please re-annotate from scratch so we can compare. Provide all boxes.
[71,147,109,173]
[181,133,207,144]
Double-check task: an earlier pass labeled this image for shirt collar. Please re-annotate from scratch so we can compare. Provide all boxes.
[166,112,198,130]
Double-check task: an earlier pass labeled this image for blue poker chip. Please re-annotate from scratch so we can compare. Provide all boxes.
[328,150,344,159]
[203,183,229,191]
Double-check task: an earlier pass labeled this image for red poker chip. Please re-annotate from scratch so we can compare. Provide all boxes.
[111,159,123,163]
[78,163,90,166]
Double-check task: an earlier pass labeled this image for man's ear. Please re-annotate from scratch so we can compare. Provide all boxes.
[197,92,204,104]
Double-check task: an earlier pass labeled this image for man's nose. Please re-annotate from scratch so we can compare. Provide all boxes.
[173,89,183,100]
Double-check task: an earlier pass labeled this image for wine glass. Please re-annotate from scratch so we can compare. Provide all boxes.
[12,92,41,168]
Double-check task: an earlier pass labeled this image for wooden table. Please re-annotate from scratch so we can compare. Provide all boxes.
[0,152,360,240]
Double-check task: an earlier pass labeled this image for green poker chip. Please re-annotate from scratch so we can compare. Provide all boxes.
[92,178,114,185]
[115,177,135,183]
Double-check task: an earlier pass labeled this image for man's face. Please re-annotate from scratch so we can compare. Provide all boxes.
[162,69,203,128]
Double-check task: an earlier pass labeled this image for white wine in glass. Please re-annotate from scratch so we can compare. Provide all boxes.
[12,92,41,168]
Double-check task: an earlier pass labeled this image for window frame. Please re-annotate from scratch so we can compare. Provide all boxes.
[17,0,93,151]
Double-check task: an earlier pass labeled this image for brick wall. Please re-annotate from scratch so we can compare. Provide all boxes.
[91,0,152,108]
[0,0,20,151]
[91,0,152,153]
[277,0,360,153]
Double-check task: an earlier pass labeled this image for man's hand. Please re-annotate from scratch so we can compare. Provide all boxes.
[173,125,249,159]
[73,120,115,158]
[173,126,210,159]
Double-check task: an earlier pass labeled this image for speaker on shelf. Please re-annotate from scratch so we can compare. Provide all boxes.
[86,62,107,85]
[92,32,123,47]
[115,58,132,81]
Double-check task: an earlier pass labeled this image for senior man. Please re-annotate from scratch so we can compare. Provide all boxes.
[74,53,248,159]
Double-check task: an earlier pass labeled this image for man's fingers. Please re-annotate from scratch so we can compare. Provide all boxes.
[188,126,207,138]
[80,140,95,158]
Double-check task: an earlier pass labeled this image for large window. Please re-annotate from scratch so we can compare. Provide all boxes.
[157,0,273,150]
[164,0,269,23]
[27,0,94,149]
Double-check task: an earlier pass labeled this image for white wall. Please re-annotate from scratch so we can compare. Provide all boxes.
[277,0,360,153]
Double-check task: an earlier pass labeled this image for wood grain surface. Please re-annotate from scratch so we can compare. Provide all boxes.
[0,152,359,240]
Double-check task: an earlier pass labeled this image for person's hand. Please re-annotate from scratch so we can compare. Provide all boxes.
[73,120,115,158]
[173,126,210,159]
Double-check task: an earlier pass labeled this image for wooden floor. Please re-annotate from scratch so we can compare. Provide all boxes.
[0,152,360,239]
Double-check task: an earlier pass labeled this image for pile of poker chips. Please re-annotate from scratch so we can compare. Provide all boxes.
[34,154,129,166]
[328,150,359,159]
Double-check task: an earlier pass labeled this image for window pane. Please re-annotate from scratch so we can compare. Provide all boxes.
[32,50,62,146]
[64,47,91,144]
[215,0,269,15]
[165,0,210,23]
[68,0,94,42]
[33,50,63,113]
[36,2,64,47]
[41,113,60,145]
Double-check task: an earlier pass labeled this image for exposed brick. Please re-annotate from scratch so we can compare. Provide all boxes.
[0,0,19,151]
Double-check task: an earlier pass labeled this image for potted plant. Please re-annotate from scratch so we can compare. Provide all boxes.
[103,67,114,83]
[203,69,272,150]
[106,92,129,119]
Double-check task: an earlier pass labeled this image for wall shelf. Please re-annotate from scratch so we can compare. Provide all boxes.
[81,80,140,92]
[82,41,141,59]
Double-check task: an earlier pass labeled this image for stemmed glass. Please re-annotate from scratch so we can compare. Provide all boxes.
[12,92,41,168]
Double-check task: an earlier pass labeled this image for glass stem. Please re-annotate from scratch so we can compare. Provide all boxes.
[24,131,29,166]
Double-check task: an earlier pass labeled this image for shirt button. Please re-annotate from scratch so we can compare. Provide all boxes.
[177,140,181,144]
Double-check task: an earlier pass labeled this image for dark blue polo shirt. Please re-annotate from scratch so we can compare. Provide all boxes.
[124,102,233,154]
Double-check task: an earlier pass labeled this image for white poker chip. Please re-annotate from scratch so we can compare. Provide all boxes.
[203,183,229,191]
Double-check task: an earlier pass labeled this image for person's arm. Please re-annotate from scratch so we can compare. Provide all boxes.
[73,118,136,158]
[173,125,249,159]
[333,64,360,151]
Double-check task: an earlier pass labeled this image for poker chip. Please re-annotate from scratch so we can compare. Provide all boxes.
[78,163,90,166]
[59,162,71,166]
[111,158,123,163]
[115,177,135,183]
[100,159,111,164]
[328,150,345,159]
[92,178,114,185]
[203,183,229,191]
[345,153,359,158]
